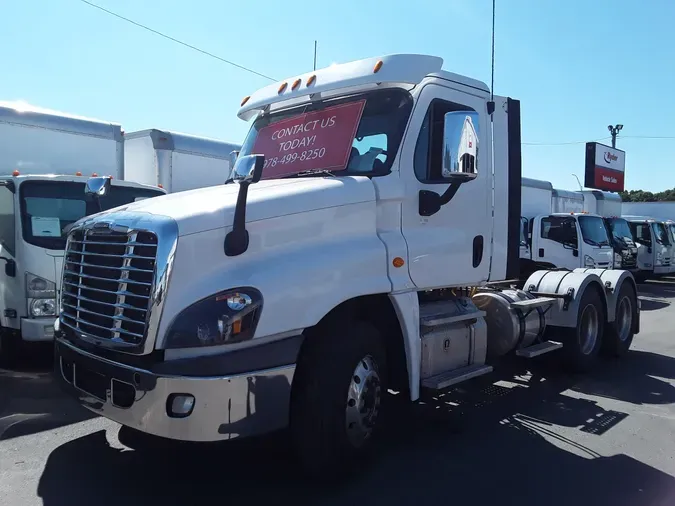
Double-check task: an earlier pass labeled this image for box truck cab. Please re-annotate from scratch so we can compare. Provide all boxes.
[520,178,613,273]
[580,190,638,272]
[624,216,672,280]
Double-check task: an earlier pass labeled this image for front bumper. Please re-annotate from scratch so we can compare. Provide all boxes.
[654,264,671,275]
[21,317,56,342]
[55,338,296,442]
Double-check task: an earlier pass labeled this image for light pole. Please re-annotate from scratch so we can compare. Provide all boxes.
[607,124,623,148]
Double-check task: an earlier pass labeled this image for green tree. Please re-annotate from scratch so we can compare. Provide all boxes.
[619,188,675,202]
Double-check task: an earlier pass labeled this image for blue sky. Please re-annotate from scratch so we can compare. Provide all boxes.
[2,0,673,192]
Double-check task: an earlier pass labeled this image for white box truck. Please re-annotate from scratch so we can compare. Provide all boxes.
[520,178,613,277]
[54,54,640,478]
[623,216,673,281]
[123,129,242,193]
[0,102,166,362]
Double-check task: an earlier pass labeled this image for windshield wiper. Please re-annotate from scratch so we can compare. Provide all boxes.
[289,169,337,178]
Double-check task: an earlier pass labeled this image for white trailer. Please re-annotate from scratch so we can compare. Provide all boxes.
[123,129,241,193]
[54,54,640,479]
[0,102,166,362]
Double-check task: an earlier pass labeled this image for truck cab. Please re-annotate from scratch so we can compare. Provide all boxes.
[603,216,639,272]
[625,216,672,280]
[53,54,640,477]
[0,173,165,360]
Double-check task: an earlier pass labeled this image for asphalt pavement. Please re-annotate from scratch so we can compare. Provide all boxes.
[3,280,675,505]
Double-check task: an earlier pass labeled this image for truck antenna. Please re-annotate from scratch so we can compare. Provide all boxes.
[487,0,496,115]
[313,40,317,71]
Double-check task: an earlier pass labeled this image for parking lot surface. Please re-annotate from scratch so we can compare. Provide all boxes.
[3,280,675,505]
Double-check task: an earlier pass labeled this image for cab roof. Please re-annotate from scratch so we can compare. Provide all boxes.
[237,54,490,121]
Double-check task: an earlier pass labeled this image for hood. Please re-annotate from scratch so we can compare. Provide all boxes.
[90,176,377,236]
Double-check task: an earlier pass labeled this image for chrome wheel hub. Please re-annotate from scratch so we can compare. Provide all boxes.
[345,355,381,448]
[616,296,633,342]
[579,304,599,355]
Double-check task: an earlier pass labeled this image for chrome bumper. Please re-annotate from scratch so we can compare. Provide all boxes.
[55,338,296,442]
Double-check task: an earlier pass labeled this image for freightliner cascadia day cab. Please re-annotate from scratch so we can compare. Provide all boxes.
[123,129,242,193]
[0,103,166,362]
[54,54,640,477]
[624,216,673,281]
[520,178,613,278]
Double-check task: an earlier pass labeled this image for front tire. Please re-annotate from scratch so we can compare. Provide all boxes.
[290,319,387,478]
[562,287,605,372]
[602,282,637,357]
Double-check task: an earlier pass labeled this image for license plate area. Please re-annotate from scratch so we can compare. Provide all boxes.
[74,363,109,402]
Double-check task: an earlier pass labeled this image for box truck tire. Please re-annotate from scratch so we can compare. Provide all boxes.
[290,319,387,478]
[602,282,637,358]
[561,286,606,372]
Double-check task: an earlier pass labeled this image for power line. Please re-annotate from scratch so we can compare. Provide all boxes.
[77,0,276,81]
[522,135,675,146]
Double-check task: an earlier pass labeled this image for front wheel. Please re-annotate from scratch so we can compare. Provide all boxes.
[290,319,387,478]
[562,287,605,372]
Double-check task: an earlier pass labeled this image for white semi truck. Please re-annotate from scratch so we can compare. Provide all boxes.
[124,129,242,193]
[0,103,166,361]
[54,54,640,477]
[624,216,673,281]
[520,178,613,277]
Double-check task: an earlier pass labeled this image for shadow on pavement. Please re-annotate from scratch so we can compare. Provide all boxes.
[37,349,675,506]
[638,278,675,311]
[0,344,95,441]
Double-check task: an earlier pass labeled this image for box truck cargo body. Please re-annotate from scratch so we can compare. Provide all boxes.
[123,129,242,193]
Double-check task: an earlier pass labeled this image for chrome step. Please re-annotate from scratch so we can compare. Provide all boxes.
[515,341,563,358]
[420,300,485,327]
[509,297,556,310]
[421,364,493,390]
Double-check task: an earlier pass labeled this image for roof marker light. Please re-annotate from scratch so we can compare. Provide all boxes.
[278,82,288,94]
[12,170,19,176]
[241,95,250,107]
[307,75,316,86]
[75,171,82,176]
[373,60,384,73]
[291,78,301,90]
[92,172,98,177]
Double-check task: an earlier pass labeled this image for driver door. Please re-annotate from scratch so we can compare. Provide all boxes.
[533,215,580,270]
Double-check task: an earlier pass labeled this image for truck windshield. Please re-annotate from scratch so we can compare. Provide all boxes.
[237,88,413,180]
[606,217,634,243]
[578,215,611,247]
[19,180,164,250]
[652,222,671,246]
[669,224,675,243]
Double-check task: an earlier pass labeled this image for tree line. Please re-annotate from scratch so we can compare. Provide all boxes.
[619,188,675,202]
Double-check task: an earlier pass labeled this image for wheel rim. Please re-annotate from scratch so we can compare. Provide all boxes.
[345,355,382,448]
[616,296,633,342]
[579,304,599,355]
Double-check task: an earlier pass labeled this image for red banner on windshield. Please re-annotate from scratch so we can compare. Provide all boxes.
[252,100,366,178]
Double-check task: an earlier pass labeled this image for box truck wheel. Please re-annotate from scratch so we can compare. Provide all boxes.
[562,286,605,372]
[290,319,387,478]
[602,282,637,358]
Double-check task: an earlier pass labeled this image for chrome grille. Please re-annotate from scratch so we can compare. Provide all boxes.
[61,228,158,346]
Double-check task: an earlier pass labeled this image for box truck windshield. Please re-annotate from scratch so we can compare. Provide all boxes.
[237,89,413,179]
[606,217,634,244]
[578,215,611,247]
[652,222,671,246]
[20,180,164,250]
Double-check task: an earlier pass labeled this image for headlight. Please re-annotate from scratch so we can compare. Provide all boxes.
[30,298,56,317]
[584,255,595,268]
[164,287,263,349]
[26,273,56,299]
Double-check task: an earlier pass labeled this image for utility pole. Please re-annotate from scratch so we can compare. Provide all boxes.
[607,124,623,148]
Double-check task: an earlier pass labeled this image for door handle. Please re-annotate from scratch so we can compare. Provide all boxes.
[538,248,544,257]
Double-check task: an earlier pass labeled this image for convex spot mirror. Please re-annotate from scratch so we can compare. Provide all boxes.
[230,154,264,183]
[85,176,112,197]
[441,110,479,183]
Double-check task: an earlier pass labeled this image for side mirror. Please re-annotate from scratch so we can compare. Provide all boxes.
[229,150,240,171]
[230,154,264,184]
[4,259,15,278]
[85,176,112,197]
[441,110,479,182]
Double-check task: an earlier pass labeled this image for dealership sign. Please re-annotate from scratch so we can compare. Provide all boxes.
[584,142,626,192]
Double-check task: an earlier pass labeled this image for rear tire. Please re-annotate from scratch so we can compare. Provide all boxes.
[562,287,605,373]
[602,282,637,358]
[290,319,387,479]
